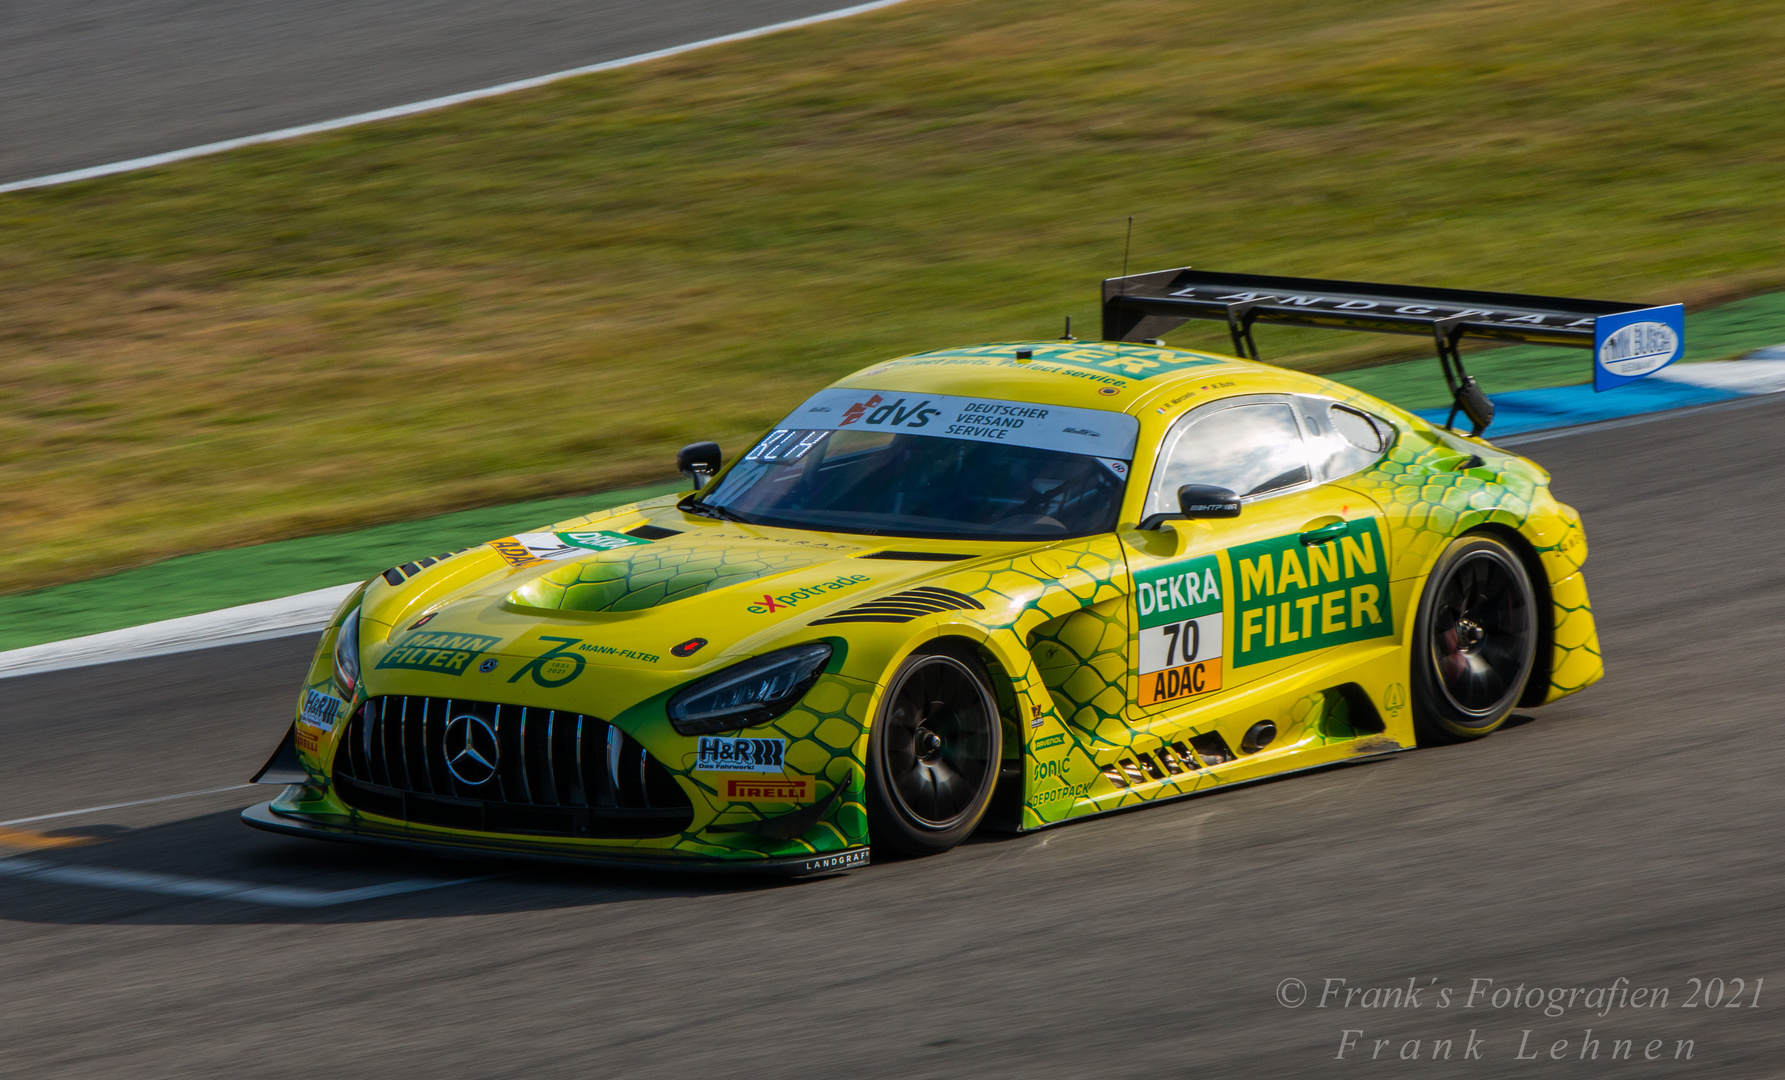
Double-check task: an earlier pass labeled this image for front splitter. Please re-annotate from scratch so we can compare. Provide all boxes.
[241,801,869,878]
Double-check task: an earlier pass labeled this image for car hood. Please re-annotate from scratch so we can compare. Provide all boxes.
[355,503,1023,693]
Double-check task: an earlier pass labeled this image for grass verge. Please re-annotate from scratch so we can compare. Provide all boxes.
[4,0,1785,595]
[9,284,1780,653]
[0,482,680,652]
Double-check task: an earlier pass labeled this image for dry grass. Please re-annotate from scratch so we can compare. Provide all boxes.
[3,0,1783,591]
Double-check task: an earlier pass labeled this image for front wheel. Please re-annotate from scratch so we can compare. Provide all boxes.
[1411,533,1538,745]
[866,645,1003,857]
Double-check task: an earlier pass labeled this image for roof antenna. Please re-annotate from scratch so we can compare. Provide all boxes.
[1061,315,1074,340]
[1119,215,1134,296]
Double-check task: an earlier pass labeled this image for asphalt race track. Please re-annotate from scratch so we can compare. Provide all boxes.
[1,397,1780,1077]
[0,0,863,185]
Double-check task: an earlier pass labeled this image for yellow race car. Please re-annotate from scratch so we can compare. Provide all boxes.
[245,270,1685,873]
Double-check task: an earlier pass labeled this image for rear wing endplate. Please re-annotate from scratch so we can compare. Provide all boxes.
[1101,268,1684,435]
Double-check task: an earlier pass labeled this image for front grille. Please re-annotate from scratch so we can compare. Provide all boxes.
[332,696,693,838]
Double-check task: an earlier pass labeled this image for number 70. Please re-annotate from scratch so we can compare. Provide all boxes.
[1161,620,1201,667]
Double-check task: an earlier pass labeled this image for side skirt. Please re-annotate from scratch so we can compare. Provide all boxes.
[1016,734,1408,833]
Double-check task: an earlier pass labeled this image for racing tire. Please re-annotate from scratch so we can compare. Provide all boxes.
[1410,533,1539,745]
[866,644,1003,857]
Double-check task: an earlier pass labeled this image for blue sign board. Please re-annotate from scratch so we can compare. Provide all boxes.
[1593,304,1685,392]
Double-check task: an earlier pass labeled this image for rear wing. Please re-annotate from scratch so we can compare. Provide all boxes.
[1101,268,1684,435]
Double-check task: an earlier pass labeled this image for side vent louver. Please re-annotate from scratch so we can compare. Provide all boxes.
[809,586,984,625]
[1100,740,1216,792]
[1189,732,1236,766]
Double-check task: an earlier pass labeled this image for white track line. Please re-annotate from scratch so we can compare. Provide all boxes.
[0,857,486,907]
[0,0,913,195]
[0,785,255,828]
[0,581,357,681]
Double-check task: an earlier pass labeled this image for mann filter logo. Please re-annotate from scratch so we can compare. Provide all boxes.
[1597,321,1679,378]
[1232,519,1392,667]
[695,736,786,773]
[1135,553,1224,706]
[722,777,813,803]
[375,631,502,675]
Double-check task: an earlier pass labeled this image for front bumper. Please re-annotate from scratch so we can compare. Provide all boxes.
[241,800,870,877]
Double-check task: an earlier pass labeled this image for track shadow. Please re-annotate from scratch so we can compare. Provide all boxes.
[0,807,820,927]
[0,711,1560,920]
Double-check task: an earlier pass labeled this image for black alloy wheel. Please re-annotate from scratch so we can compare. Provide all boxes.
[1411,533,1539,744]
[866,645,1003,856]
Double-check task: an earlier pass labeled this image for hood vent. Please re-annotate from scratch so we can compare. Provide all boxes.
[809,586,984,625]
[382,547,472,586]
[856,550,971,561]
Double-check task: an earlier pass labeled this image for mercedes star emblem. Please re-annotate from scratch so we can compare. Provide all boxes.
[443,713,500,786]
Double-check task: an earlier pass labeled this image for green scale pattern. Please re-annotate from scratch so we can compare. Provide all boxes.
[1334,398,1601,702]
[651,671,876,863]
[924,541,1216,825]
[509,541,829,613]
[911,396,1603,831]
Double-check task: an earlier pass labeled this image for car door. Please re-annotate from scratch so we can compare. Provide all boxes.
[1121,395,1396,745]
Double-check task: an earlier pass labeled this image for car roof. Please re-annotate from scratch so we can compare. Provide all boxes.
[829,340,1350,419]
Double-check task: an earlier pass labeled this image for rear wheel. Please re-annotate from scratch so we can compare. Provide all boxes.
[866,645,1002,857]
[1411,533,1538,745]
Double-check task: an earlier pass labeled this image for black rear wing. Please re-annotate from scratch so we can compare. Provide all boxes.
[1101,268,1684,435]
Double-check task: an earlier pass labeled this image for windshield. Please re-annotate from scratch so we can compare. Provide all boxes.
[695,428,1128,540]
[691,386,1139,540]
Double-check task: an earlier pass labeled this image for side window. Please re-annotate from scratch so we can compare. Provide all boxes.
[1145,400,1312,515]
[1313,402,1394,480]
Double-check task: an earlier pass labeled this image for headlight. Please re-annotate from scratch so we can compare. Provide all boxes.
[666,643,832,736]
[332,606,362,698]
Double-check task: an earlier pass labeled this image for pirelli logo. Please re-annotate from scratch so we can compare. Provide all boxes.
[723,777,814,803]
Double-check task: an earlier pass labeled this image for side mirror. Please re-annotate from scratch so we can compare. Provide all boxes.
[1139,484,1241,531]
[677,441,722,488]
